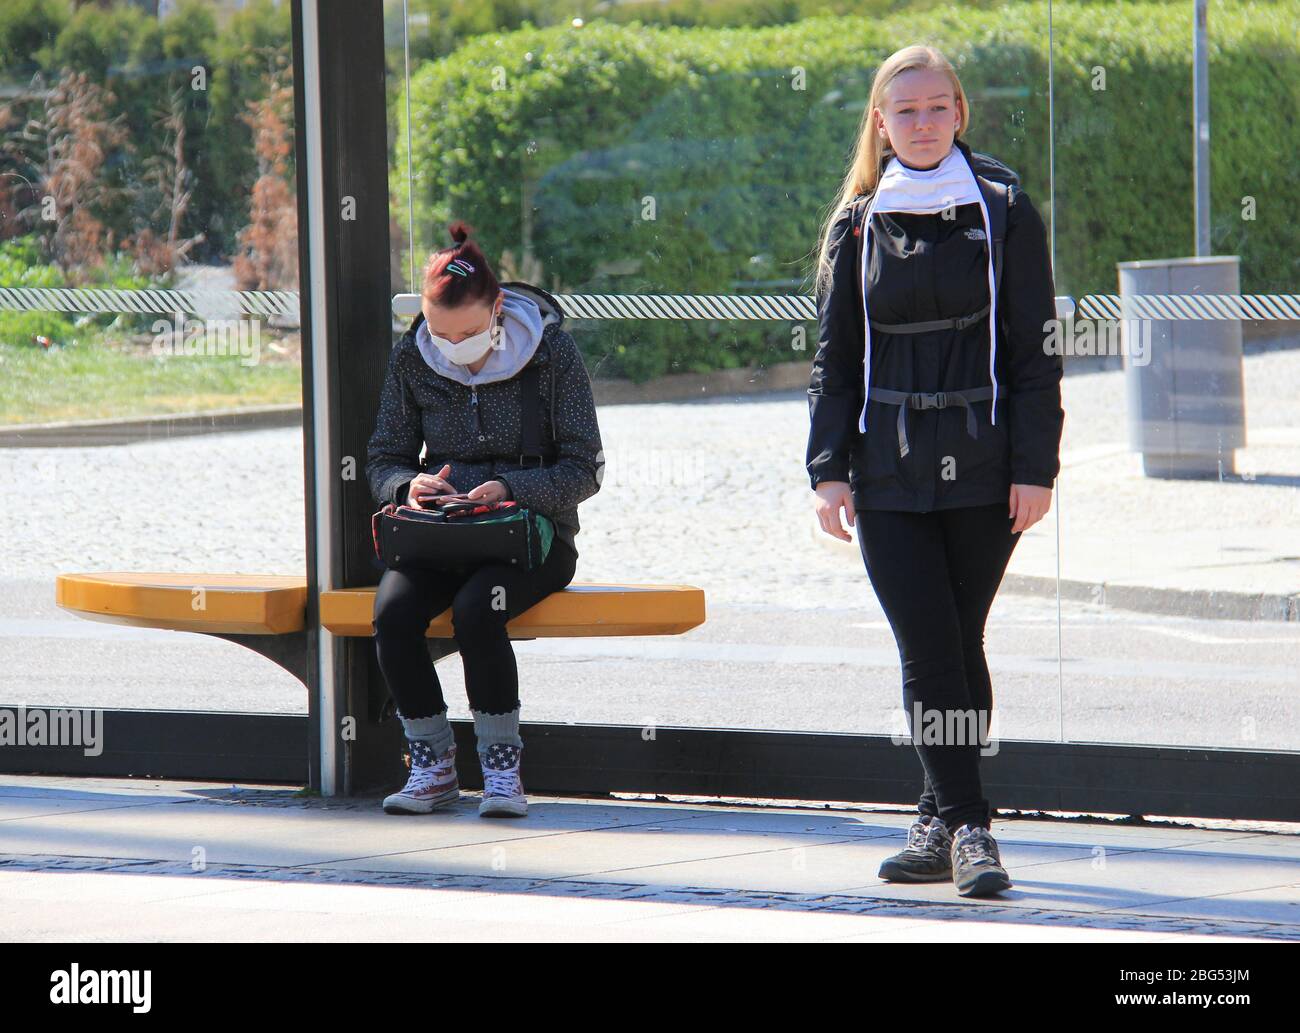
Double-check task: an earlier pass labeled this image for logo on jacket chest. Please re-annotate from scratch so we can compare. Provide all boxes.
[963,227,986,241]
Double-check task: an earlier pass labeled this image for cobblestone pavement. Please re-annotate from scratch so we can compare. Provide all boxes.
[3,350,1296,601]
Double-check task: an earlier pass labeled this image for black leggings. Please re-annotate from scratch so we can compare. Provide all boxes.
[372,539,578,718]
[856,502,1021,831]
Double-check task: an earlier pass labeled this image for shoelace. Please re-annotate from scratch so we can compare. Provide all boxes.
[482,765,521,798]
[905,820,950,853]
[404,765,444,792]
[954,829,997,866]
[405,752,454,790]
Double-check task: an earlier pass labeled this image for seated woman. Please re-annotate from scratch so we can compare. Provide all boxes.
[366,220,604,817]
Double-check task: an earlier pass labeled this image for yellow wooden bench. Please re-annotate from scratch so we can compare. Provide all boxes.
[56,573,311,636]
[55,572,707,684]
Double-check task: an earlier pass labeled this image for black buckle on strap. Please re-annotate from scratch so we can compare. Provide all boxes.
[913,392,947,410]
[953,306,989,330]
[518,453,548,469]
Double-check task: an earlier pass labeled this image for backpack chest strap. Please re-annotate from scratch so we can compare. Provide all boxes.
[868,302,990,335]
[865,385,998,459]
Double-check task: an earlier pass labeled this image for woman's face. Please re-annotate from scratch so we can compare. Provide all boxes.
[875,68,961,170]
[421,293,501,343]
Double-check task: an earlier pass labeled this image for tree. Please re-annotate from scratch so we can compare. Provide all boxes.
[123,83,205,276]
[232,73,297,291]
[0,68,127,281]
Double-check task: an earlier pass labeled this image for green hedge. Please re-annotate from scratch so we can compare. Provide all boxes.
[395,1,1298,380]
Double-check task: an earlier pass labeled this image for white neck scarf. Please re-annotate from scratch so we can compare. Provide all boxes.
[857,144,999,433]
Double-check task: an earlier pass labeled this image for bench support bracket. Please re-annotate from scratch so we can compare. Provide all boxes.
[212,632,311,687]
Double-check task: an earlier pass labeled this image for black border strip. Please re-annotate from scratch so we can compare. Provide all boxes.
[2,711,1295,821]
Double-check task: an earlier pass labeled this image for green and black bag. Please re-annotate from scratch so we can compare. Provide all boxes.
[371,499,554,572]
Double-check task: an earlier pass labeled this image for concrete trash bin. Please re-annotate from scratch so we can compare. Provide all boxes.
[1118,255,1246,479]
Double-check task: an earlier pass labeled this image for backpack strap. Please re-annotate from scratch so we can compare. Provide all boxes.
[851,179,1012,307]
[977,176,1011,300]
[517,345,557,468]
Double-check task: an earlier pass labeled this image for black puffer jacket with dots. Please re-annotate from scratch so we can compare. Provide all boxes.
[365,281,604,554]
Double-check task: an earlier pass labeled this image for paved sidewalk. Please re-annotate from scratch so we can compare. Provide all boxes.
[1,776,1296,942]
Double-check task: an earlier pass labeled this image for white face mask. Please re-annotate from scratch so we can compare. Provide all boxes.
[425,303,501,366]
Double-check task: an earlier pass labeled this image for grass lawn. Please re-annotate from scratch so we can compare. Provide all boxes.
[0,332,303,425]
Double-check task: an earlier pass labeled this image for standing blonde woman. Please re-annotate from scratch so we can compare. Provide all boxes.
[807,46,1064,896]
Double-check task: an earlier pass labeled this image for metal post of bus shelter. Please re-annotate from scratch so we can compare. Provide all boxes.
[292,0,403,794]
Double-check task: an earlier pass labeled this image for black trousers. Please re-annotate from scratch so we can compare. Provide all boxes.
[856,502,1021,831]
[372,539,578,718]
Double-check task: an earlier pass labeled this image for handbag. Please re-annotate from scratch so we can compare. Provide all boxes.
[370,360,557,573]
[371,499,555,572]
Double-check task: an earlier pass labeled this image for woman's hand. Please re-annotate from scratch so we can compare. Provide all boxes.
[1009,483,1053,533]
[814,481,856,542]
[466,479,510,505]
[407,464,456,507]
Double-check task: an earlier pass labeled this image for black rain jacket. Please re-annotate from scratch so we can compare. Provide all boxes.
[365,281,604,554]
[806,138,1064,512]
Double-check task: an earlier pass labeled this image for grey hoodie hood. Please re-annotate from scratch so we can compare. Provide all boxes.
[413,282,563,386]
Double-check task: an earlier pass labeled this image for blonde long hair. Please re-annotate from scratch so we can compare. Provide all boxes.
[810,45,972,299]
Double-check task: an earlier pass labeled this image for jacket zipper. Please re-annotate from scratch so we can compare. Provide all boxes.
[470,385,485,442]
